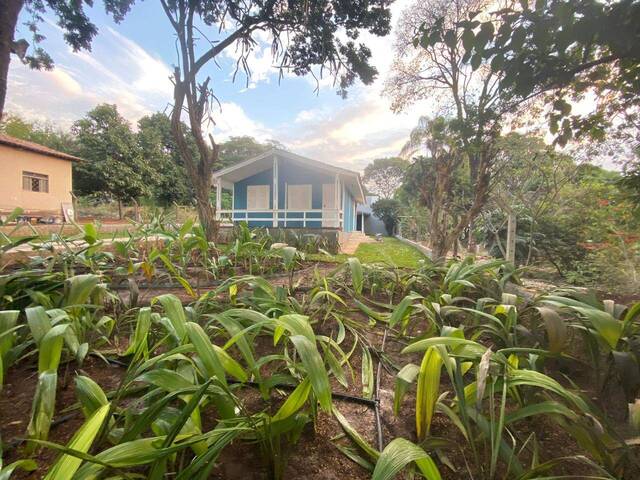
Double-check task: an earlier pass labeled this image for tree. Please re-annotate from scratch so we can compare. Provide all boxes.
[0,0,132,119]
[218,136,281,169]
[137,113,194,205]
[387,0,521,258]
[371,198,402,236]
[422,0,640,145]
[73,104,155,216]
[479,132,576,264]
[0,113,76,153]
[362,157,408,198]
[401,117,472,258]
[159,0,394,240]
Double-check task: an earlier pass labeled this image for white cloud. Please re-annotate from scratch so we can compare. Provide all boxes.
[209,102,274,141]
[6,25,173,128]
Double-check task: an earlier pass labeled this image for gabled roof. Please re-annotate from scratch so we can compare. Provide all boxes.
[213,148,365,202]
[0,134,82,162]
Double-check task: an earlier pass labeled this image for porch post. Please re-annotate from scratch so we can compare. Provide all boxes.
[273,155,278,227]
[215,177,222,219]
[334,174,339,228]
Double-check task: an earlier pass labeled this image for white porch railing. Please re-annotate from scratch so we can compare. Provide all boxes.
[217,209,343,229]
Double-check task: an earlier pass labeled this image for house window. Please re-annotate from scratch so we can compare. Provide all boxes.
[246,184,270,210]
[287,184,312,210]
[22,171,49,193]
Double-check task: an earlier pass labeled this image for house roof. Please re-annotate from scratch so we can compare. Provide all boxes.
[213,148,365,202]
[0,134,82,162]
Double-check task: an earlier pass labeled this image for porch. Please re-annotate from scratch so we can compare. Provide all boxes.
[217,208,344,229]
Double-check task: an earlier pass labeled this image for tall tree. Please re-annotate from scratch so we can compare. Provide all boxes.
[73,104,155,216]
[363,157,408,199]
[401,117,471,258]
[429,0,640,145]
[137,113,194,205]
[387,0,520,257]
[0,0,132,119]
[159,0,394,240]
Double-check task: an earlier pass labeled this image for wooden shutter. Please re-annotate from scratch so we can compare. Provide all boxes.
[287,185,312,210]
[247,185,270,210]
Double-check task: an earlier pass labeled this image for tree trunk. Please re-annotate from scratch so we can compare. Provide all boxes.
[169,71,218,242]
[0,0,24,120]
[118,200,123,220]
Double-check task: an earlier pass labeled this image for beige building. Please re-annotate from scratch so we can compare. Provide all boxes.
[0,134,80,219]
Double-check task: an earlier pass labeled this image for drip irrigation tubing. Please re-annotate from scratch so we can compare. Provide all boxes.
[373,328,388,452]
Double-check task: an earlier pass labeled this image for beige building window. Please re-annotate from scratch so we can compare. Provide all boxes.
[23,171,49,193]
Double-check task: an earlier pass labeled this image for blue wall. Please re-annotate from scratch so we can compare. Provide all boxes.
[343,187,356,232]
[231,156,356,230]
[233,168,273,227]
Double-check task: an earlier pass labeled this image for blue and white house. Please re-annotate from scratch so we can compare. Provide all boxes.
[213,149,365,232]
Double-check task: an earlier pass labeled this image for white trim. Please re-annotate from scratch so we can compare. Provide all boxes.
[272,155,278,227]
[215,177,222,214]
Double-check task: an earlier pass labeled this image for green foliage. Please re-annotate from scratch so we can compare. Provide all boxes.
[73,104,156,202]
[137,113,194,205]
[363,157,408,199]
[371,199,402,236]
[417,0,640,144]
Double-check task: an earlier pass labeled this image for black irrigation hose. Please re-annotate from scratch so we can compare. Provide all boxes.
[102,356,378,407]
[373,328,388,452]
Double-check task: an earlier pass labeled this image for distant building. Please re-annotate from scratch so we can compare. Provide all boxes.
[212,148,365,232]
[0,134,80,221]
[357,195,387,236]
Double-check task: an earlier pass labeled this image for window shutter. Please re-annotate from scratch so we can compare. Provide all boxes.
[247,185,270,210]
[287,185,312,210]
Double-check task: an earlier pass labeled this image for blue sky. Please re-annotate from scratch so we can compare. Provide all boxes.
[7,0,429,173]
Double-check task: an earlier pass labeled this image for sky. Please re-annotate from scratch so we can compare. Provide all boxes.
[6,0,430,173]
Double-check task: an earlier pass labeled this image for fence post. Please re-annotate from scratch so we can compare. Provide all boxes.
[506,211,517,264]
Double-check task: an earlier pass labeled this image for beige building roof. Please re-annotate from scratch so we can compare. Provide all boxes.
[0,134,82,162]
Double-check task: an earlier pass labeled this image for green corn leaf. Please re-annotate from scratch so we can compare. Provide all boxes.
[273,377,312,421]
[361,346,374,400]
[137,369,195,391]
[0,459,38,480]
[75,375,108,419]
[44,403,110,479]
[155,294,188,341]
[64,275,100,306]
[27,371,58,444]
[347,257,364,295]
[185,322,226,386]
[394,363,419,415]
[0,310,20,388]
[38,324,69,373]
[389,294,422,329]
[289,335,332,411]
[276,314,315,343]
[123,307,151,359]
[416,347,443,439]
[212,345,248,382]
[372,438,441,480]
[26,306,52,345]
[536,306,567,354]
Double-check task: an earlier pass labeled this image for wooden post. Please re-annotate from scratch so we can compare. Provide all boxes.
[273,155,278,227]
[215,177,222,220]
[506,211,517,264]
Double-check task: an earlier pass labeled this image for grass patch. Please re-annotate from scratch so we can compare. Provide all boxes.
[353,237,427,268]
[306,237,427,268]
